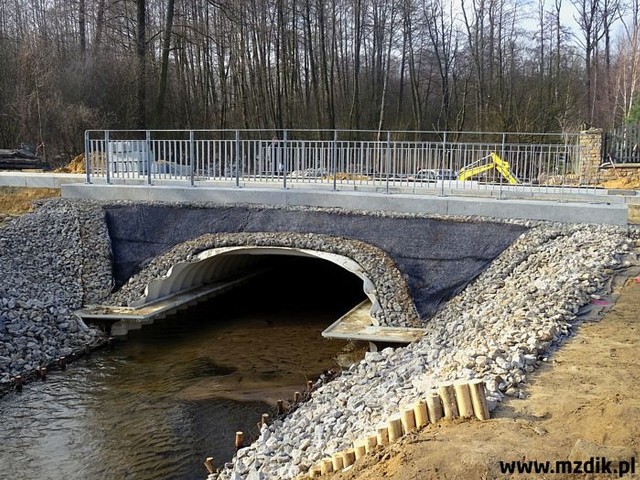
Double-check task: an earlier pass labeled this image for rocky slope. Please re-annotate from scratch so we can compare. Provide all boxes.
[0,200,111,387]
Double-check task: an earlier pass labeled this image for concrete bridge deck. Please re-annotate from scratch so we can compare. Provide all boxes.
[0,171,635,225]
[63,182,630,225]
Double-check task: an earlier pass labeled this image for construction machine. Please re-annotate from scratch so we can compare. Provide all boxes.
[457,152,519,184]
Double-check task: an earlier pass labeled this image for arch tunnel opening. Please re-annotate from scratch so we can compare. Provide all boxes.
[125,254,370,339]
[112,254,371,422]
[222,254,368,316]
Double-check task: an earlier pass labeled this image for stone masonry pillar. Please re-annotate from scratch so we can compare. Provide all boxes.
[578,128,603,185]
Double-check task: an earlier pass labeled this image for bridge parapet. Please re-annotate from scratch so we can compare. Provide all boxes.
[84,128,600,199]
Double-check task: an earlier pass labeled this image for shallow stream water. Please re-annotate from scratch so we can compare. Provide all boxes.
[0,259,366,479]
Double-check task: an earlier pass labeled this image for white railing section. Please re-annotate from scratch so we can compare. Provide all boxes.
[84,129,599,198]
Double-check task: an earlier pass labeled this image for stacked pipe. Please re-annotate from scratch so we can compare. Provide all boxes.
[306,380,489,478]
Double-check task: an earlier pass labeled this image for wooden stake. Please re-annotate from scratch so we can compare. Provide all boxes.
[401,407,417,434]
[235,431,244,449]
[376,424,389,446]
[307,380,314,391]
[277,399,285,415]
[261,413,270,426]
[342,449,356,467]
[59,356,66,370]
[364,433,377,453]
[469,380,490,420]
[454,382,474,418]
[354,439,366,459]
[332,452,344,471]
[14,375,22,393]
[320,458,334,474]
[294,391,301,403]
[438,383,459,419]
[414,400,428,428]
[204,457,215,474]
[426,391,443,422]
[387,414,403,442]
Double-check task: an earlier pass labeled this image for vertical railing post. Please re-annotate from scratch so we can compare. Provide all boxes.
[84,131,91,184]
[385,131,391,194]
[440,131,447,197]
[146,130,152,185]
[499,132,506,199]
[332,130,338,191]
[283,129,288,189]
[189,130,195,186]
[235,130,240,188]
[104,130,111,185]
[561,141,569,203]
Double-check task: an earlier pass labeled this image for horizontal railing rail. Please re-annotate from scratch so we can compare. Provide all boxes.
[84,129,600,199]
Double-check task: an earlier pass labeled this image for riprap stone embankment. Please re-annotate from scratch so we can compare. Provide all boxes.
[0,200,111,387]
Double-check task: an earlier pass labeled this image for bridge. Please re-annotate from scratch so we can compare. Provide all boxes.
[76,203,528,345]
[3,128,633,343]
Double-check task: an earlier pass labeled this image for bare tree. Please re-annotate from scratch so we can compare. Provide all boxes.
[155,0,175,125]
[137,0,147,128]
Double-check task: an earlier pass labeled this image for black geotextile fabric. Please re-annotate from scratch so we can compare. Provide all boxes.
[104,205,528,321]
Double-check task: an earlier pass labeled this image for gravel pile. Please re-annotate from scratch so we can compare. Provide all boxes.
[0,199,111,387]
[212,222,639,480]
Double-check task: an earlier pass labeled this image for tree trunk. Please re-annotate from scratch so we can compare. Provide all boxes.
[79,0,86,59]
[137,0,147,129]
[156,0,176,126]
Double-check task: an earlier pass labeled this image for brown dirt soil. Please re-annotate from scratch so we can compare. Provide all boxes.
[325,272,640,480]
[601,178,640,190]
[54,153,85,173]
[0,186,60,217]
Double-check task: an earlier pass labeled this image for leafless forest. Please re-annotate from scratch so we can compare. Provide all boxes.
[0,0,639,159]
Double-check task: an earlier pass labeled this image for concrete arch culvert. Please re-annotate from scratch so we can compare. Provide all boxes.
[111,232,420,327]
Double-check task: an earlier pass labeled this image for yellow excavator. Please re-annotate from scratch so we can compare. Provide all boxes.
[457,152,519,184]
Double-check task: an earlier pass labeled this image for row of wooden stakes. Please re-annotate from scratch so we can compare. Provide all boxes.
[12,356,69,392]
[204,381,317,475]
[306,379,490,478]
[11,340,115,394]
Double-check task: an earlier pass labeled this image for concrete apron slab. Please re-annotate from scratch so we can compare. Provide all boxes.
[322,300,426,348]
[76,272,261,336]
[61,182,629,225]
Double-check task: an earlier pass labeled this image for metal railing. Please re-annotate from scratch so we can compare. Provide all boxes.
[604,123,640,163]
[84,129,599,198]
